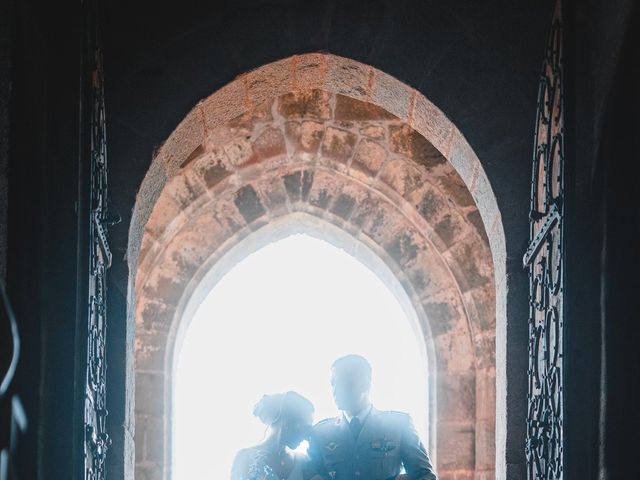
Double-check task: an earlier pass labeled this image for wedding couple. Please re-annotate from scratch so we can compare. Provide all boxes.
[231,355,437,480]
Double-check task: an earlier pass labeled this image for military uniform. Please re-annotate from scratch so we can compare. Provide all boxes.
[304,407,437,480]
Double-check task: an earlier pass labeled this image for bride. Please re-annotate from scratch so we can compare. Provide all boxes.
[231,391,314,480]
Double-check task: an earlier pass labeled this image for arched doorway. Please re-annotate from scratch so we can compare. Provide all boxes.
[172,220,433,479]
[129,53,504,480]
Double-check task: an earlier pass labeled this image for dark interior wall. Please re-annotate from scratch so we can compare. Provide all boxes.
[8,1,83,478]
[599,6,640,477]
[563,0,638,478]
[0,0,10,281]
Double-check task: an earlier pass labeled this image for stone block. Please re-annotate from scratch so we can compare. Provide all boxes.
[194,149,233,189]
[410,93,453,158]
[325,55,371,101]
[255,175,290,216]
[474,419,496,471]
[143,271,189,309]
[134,415,147,463]
[437,471,474,480]
[246,57,292,108]
[447,133,478,189]
[134,466,164,480]
[293,53,327,90]
[411,182,449,224]
[285,121,324,158]
[306,170,341,211]
[423,293,466,338]
[253,126,286,160]
[223,135,257,168]
[162,109,206,174]
[144,415,165,464]
[434,211,469,248]
[463,287,496,334]
[466,210,490,246]
[165,168,206,209]
[437,168,476,208]
[384,229,422,269]
[389,123,446,170]
[137,234,160,272]
[347,194,377,229]
[359,124,385,139]
[200,79,246,130]
[433,330,475,373]
[135,298,176,333]
[331,193,357,220]
[437,373,476,422]
[281,170,315,204]
[234,184,267,224]
[475,368,496,422]
[370,70,413,120]
[351,138,387,176]
[135,330,166,373]
[320,126,358,166]
[278,89,332,120]
[135,372,164,416]
[473,470,495,480]
[378,156,425,198]
[474,332,496,370]
[143,194,183,241]
[334,94,396,121]
[226,98,274,130]
[443,240,492,293]
[437,421,476,471]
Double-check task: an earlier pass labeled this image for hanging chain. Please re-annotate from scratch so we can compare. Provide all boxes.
[523,1,564,479]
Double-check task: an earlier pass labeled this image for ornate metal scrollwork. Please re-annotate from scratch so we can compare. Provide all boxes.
[83,40,112,480]
[523,1,564,479]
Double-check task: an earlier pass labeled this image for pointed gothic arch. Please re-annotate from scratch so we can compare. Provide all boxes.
[127,53,506,480]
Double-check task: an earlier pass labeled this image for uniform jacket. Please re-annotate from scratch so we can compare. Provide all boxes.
[304,407,437,480]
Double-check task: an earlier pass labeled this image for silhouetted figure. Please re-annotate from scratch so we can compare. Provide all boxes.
[231,391,314,480]
[305,355,437,480]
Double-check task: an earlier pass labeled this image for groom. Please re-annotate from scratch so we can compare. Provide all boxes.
[305,355,437,480]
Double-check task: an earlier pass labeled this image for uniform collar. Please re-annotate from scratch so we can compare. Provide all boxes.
[342,403,373,423]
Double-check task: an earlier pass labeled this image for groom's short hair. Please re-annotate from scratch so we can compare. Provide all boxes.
[332,354,372,385]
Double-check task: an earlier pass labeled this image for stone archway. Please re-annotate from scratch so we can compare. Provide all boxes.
[128,53,505,480]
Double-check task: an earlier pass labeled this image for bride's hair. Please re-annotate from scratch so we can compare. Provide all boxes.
[253,391,314,426]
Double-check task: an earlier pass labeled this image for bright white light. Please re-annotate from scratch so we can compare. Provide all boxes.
[174,233,429,480]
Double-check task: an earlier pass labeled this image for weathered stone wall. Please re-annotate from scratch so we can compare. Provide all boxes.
[130,56,501,480]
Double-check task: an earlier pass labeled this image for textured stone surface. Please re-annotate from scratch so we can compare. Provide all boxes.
[278,89,332,120]
[129,57,502,480]
[351,138,387,176]
[285,120,324,157]
[320,126,358,166]
[437,421,476,470]
[334,94,397,121]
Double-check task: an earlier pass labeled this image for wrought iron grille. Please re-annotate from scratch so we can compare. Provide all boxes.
[83,41,112,480]
[523,1,564,479]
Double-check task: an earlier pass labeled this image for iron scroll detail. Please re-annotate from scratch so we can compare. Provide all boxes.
[83,41,112,480]
[523,1,564,479]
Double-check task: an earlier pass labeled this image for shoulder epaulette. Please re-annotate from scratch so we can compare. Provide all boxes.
[386,410,409,416]
[315,416,338,427]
